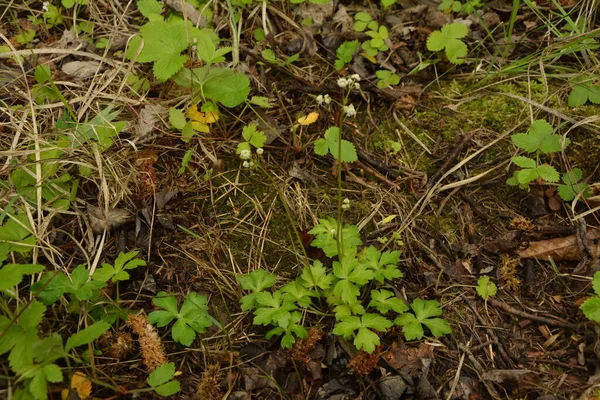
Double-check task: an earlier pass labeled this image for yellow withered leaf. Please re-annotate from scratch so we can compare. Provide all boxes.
[62,371,92,399]
[380,215,397,225]
[297,112,319,126]
[186,104,220,132]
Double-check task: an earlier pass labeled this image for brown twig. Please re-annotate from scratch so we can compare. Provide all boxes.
[426,132,473,188]
[487,297,583,331]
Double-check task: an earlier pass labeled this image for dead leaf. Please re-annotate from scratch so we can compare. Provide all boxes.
[134,104,166,142]
[519,227,600,261]
[383,342,434,376]
[61,61,104,79]
[297,112,319,126]
[62,372,92,399]
[482,369,536,385]
[87,204,133,234]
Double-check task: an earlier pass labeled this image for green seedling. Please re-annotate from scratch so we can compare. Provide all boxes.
[314,127,358,163]
[557,168,590,201]
[427,22,469,64]
[476,276,497,300]
[581,272,600,323]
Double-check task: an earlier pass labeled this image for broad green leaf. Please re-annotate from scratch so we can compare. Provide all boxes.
[332,316,361,338]
[154,380,181,397]
[137,0,163,18]
[202,69,250,107]
[169,107,187,130]
[241,124,267,148]
[476,276,497,300]
[537,165,560,183]
[511,156,536,168]
[249,96,272,108]
[65,321,110,352]
[237,269,275,292]
[281,281,313,307]
[313,138,328,156]
[445,39,468,64]
[581,297,600,322]
[394,313,423,340]
[516,168,539,184]
[354,327,380,353]
[148,362,175,387]
[335,40,358,70]
[151,292,179,314]
[0,264,44,290]
[412,298,443,320]
[568,85,589,107]
[137,21,191,81]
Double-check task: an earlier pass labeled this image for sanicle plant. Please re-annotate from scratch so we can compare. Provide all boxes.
[237,75,452,353]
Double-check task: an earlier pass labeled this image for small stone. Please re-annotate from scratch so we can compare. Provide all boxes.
[379,376,407,400]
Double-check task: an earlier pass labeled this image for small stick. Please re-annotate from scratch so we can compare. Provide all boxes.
[426,132,473,188]
[487,297,583,331]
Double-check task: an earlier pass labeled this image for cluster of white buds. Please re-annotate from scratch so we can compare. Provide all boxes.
[343,104,356,117]
[337,74,361,90]
[239,149,251,160]
[42,1,50,11]
[316,94,332,105]
[342,198,350,210]
[242,160,255,168]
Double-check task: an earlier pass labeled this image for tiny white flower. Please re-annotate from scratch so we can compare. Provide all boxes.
[342,204,350,210]
[354,82,360,90]
[337,78,349,88]
[239,149,252,160]
[343,198,350,204]
[42,1,50,11]
[343,104,356,117]
[350,74,360,82]
[256,147,264,155]
[248,161,255,168]
[329,228,336,235]
[323,94,331,104]
[316,94,324,105]
[242,161,250,168]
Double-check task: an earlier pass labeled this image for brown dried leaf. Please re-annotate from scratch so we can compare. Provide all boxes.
[383,342,433,376]
[134,104,167,141]
[87,204,133,234]
[518,227,600,261]
[61,61,103,79]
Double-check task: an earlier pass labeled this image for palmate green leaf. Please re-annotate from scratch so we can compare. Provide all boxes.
[149,292,213,346]
[21,362,63,400]
[333,302,365,319]
[0,301,46,372]
[333,279,360,304]
[300,260,333,290]
[0,264,44,290]
[426,23,468,64]
[358,246,402,283]
[137,21,191,81]
[334,314,392,353]
[195,32,231,64]
[237,269,275,292]
[241,124,267,149]
[253,291,296,328]
[369,289,409,314]
[395,298,451,340]
[266,311,307,349]
[281,281,313,307]
[65,321,111,352]
[332,315,361,338]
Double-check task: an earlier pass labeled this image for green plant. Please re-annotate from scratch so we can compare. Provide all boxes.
[506,119,589,202]
[353,12,389,58]
[394,299,452,340]
[476,276,497,300]
[426,22,469,64]
[147,363,181,397]
[568,77,600,107]
[334,40,358,70]
[439,0,483,14]
[314,127,358,163]
[148,292,214,346]
[581,272,600,323]
[237,217,451,353]
[376,70,400,88]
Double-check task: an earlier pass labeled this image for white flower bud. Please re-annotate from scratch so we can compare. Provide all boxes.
[316,95,324,105]
[239,149,252,160]
[329,228,336,235]
[351,74,360,82]
[337,78,349,88]
[343,198,350,204]
[323,94,331,104]
[256,148,264,155]
[354,82,360,90]
[242,161,250,168]
[343,104,356,117]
